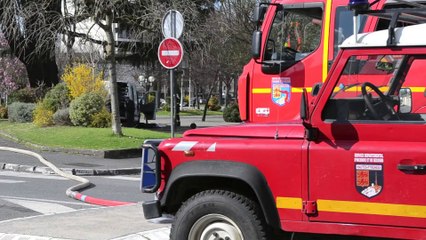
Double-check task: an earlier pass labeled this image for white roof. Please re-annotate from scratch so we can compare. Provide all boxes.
[340,23,426,48]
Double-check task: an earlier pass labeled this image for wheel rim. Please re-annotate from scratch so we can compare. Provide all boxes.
[188,214,244,240]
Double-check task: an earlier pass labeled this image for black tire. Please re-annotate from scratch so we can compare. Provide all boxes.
[170,190,269,240]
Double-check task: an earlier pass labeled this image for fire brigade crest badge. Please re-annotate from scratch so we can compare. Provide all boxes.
[354,153,384,198]
[272,77,291,106]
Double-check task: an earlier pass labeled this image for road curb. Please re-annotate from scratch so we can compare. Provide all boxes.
[73,168,141,176]
[0,162,141,176]
[103,148,141,159]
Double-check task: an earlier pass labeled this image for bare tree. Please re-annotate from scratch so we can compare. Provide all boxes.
[79,0,216,135]
[187,0,255,120]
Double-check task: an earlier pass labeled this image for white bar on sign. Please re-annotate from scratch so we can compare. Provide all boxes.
[162,50,179,56]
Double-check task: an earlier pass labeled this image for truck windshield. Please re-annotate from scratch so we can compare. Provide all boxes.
[265,7,322,62]
[332,54,404,99]
[334,6,367,58]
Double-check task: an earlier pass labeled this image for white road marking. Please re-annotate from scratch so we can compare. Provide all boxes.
[0,195,90,207]
[0,179,25,184]
[0,171,67,180]
[104,176,140,181]
[3,198,76,215]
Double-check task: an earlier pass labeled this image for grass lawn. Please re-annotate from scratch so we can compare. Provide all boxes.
[0,121,173,150]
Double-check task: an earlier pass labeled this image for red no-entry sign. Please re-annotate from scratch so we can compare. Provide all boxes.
[158,38,183,69]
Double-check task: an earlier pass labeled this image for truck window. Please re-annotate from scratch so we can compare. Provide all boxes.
[332,55,401,98]
[265,7,322,63]
[399,58,426,114]
[321,54,419,121]
[333,7,366,58]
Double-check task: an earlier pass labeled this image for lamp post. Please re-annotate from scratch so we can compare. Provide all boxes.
[148,76,155,91]
[139,75,155,104]
[138,75,146,88]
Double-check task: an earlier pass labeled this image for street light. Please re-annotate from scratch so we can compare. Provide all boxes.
[148,76,155,84]
[138,75,146,86]
[138,75,155,105]
[139,75,155,92]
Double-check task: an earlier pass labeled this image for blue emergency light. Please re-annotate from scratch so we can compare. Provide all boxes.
[348,0,370,11]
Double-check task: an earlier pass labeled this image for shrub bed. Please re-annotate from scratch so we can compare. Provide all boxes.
[223,102,242,122]
[69,92,104,127]
[8,102,36,123]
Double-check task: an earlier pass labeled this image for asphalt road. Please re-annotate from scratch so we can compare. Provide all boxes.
[151,114,233,127]
[0,169,169,240]
[0,171,153,222]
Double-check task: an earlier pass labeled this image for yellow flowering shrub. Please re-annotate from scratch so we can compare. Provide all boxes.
[62,64,107,99]
[33,102,54,127]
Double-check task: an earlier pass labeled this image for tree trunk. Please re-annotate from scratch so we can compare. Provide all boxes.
[202,72,219,121]
[218,79,223,105]
[104,13,123,136]
[224,80,231,107]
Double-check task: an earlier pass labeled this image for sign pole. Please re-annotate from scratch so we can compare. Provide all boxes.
[170,69,175,137]
[171,11,176,39]
[160,10,184,138]
[170,14,176,138]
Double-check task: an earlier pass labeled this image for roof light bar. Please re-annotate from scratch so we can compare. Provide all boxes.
[348,0,370,12]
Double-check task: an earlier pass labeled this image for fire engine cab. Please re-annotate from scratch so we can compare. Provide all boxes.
[141,4,426,240]
[242,0,426,123]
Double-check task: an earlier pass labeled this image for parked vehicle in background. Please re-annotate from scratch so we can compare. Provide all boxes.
[106,82,156,126]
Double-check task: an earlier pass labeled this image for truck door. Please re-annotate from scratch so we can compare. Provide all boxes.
[250,1,324,122]
[308,51,426,230]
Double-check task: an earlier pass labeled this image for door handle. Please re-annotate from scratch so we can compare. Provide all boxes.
[398,164,426,172]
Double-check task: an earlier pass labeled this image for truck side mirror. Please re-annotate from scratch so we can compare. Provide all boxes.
[252,4,267,25]
[311,83,323,97]
[252,31,262,59]
[399,88,412,113]
[300,88,309,120]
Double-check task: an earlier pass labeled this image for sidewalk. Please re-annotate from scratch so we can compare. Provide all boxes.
[0,204,171,240]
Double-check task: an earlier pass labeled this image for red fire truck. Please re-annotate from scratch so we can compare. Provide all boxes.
[240,0,426,123]
[141,4,426,240]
